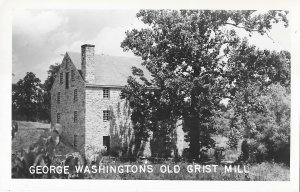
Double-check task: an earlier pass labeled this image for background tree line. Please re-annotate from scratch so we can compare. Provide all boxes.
[12,63,60,122]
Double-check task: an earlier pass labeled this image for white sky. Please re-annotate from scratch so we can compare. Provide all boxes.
[12,10,291,83]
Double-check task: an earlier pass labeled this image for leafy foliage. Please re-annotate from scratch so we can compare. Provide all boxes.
[224,40,290,164]
[12,64,61,122]
[42,63,61,121]
[12,72,44,121]
[121,10,289,160]
[247,84,290,164]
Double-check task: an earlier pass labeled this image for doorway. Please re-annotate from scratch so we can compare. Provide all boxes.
[103,136,110,155]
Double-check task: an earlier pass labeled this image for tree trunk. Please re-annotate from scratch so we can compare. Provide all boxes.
[133,136,142,157]
[186,88,201,160]
[187,115,200,160]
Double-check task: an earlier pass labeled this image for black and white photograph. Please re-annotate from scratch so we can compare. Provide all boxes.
[1,1,299,191]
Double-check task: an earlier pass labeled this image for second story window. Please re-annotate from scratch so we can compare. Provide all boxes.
[103,88,110,99]
[65,72,69,89]
[71,70,75,81]
[57,92,60,104]
[57,113,60,124]
[103,110,110,122]
[65,60,69,70]
[74,111,78,123]
[74,89,78,102]
[60,72,63,84]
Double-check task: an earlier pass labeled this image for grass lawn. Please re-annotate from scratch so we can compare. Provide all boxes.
[12,121,74,155]
[89,161,289,180]
[12,121,50,153]
[16,121,50,130]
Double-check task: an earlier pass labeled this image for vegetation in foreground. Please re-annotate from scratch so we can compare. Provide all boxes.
[11,121,289,181]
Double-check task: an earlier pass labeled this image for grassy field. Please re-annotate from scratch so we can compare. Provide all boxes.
[12,121,74,155]
[12,121,50,153]
[89,161,289,180]
[15,121,50,129]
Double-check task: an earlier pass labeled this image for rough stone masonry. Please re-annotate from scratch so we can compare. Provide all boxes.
[51,44,187,159]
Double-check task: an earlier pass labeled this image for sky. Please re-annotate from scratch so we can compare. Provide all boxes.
[12,9,291,83]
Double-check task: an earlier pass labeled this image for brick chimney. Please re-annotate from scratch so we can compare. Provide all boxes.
[81,44,95,84]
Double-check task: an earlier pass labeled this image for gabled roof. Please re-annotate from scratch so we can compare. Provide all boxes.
[67,52,152,86]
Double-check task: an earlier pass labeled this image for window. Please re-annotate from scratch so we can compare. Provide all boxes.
[103,88,110,99]
[57,113,60,123]
[65,72,69,89]
[103,110,110,121]
[71,70,75,81]
[74,111,78,123]
[57,92,60,104]
[74,135,78,147]
[60,72,63,84]
[65,60,69,70]
[74,89,78,102]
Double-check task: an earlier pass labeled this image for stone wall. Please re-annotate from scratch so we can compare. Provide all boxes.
[51,53,86,154]
[85,86,135,156]
[84,85,187,158]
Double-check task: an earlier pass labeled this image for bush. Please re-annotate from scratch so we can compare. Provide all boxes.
[227,130,239,150]
[110,146,123,157]
[247,139,267,163]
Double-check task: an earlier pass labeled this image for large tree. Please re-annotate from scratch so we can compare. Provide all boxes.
[121,67,178,157]
[12,64,60,122]
[12,72,43,121]
[42,63,61,122]
[121,10,288,160]
[224,42,290,163]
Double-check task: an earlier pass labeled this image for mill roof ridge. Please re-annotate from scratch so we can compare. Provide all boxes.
[66,52,152,86]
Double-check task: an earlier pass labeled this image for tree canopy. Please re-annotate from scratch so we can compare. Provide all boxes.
[121,10,289,160]
[43,63,61,121]
[12,72,44,121]
[12,64,60,122]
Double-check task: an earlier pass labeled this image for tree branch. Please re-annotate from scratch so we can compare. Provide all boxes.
[225,22,274,41]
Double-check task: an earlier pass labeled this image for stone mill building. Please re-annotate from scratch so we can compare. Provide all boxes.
[51,44,186,158]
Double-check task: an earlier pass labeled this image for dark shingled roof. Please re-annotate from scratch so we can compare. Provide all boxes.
[66,52,152,86]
